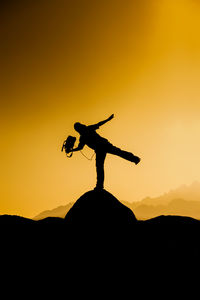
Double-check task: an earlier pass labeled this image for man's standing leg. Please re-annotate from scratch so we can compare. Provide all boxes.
[95,151,106,189]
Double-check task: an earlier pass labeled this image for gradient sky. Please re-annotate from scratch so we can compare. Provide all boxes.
[1,0,200,218]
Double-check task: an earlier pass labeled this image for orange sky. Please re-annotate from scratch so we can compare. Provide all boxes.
[1,0,200,218]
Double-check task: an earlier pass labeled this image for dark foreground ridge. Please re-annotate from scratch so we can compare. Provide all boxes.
[1,189,200,283]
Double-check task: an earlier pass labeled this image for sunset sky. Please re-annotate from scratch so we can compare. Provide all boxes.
[1,0,200,218]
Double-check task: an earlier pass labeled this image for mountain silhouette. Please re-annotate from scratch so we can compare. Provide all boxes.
[1,188,200,284]
[0,214,35,225]
[138,181,200,205]
[125,181,200,219]
[34,202,74,220]
[1,189,200,251]
[132,198,200,220]
[33,181,200,220]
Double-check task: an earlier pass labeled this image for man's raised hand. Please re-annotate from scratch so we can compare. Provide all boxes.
[108,114,114,121]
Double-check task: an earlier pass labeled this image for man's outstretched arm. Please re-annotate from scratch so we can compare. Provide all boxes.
[71,140,85,152]
[89,114,114,129]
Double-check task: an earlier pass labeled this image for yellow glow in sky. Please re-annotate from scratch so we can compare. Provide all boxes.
[0,0,200,217]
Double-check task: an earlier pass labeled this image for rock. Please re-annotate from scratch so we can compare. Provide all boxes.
[64,189,137,230]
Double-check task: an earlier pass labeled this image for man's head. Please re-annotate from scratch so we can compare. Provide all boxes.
[74,122,86,134]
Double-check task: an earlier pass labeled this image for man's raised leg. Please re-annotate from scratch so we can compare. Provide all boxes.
[107,145,140,164]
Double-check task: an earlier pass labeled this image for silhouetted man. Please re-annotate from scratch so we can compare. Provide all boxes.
[72,114,140,189]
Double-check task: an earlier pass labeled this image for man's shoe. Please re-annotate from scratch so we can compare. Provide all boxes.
[133,156,141,165]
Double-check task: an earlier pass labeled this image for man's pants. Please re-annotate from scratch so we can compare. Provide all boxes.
[95,144,139,189]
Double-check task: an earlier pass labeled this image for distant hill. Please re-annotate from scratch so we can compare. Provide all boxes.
[138,181,200,205]
[33,202,74,220]
[126,198,200,220]
[125,181,200,219]
[33,181,200,220]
